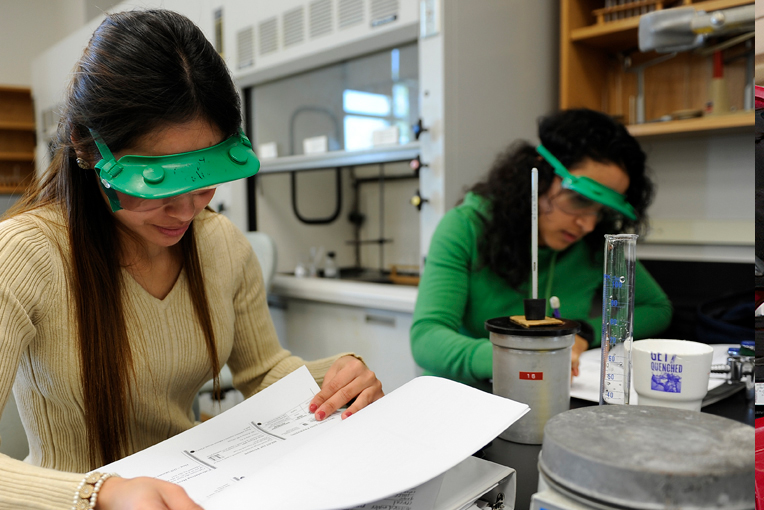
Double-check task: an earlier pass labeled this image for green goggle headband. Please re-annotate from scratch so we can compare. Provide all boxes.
[535,144,636,221]
[90,127,260,212]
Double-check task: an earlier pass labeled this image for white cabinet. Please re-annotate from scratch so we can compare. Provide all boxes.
[272,299,421,392]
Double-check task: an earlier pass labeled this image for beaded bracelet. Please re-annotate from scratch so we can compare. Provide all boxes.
[71,472,119,510]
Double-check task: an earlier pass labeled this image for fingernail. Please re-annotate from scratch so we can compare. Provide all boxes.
[309,404,317,413]
[343,411,352,419]
[316,410,325,421]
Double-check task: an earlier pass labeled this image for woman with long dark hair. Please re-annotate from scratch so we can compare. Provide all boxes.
[0,10,382,509]
[410,109,672,391]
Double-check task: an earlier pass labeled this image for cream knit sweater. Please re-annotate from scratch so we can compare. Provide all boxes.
[0,206,341,509]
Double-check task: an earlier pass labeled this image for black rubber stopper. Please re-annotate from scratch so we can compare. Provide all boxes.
[523,298,546,320]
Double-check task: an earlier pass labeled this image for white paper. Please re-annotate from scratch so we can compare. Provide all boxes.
[101,366,529,510]
[101,366,339,503]
[572,344,732,403]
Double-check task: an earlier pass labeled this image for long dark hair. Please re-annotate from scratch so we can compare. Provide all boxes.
[469,108,654,288]
[6,9,241,466]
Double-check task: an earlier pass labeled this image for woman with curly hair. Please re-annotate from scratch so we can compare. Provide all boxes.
[410,108,672,391]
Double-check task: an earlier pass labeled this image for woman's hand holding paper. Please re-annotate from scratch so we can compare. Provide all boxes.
[95,477,203,510]
[309,356,384,421]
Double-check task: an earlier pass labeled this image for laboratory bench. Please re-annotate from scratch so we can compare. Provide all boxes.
[270,274,417,313]
[267,270,753,509]
[478,385,754,510]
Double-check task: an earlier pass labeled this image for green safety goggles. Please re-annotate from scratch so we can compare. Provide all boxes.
[90,128,260,212]
[536,144,636,221]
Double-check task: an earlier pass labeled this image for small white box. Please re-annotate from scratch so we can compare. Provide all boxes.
[257,142,278,160]
[372,126,399,147]
[303,135,328,155]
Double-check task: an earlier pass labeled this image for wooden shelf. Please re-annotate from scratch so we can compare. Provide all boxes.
[258,142,420,174]
[0,152,34,162]
[0,120,35,131]
[0,85,34,94]
[626,110,753,136]
[0,185,26,195]
[0,86,35,196]
[570,17,640,48]
[570,0,753,51]
[561,0,753,128]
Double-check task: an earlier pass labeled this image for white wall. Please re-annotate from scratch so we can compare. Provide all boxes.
[645,134,752,230]
[30,0,216,121]
[0,0,85,87]
[84,0,124,21]
[637,132,753,262]
[418,0,559,265]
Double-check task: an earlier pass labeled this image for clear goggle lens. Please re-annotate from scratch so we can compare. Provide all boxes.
[114,185,220,212]
[552,188,618,220]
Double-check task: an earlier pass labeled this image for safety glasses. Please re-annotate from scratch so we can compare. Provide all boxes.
[90,128,260,212]
[536,144,637,221]
[548,187,608,220]
[111,184,222,212]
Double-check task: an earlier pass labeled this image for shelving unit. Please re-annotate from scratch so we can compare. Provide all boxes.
[0,86,35,195]
[257,142,420,174]
[627,108,751,136]
[560,0,754,136]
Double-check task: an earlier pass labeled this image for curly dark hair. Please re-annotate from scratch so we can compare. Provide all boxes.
[468,108,654,288]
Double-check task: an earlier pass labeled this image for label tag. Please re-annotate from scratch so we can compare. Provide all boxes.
[519,372,543,381]
[649,352,683,393]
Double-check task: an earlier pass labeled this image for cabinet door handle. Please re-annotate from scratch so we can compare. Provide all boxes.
[364,314,396,327]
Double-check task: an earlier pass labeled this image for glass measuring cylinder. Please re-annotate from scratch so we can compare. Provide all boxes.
[599,234,637,405]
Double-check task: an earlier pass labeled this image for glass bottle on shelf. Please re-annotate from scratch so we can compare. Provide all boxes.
[324,251,339,278]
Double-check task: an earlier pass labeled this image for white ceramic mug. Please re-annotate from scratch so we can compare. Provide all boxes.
[631,339,714,412]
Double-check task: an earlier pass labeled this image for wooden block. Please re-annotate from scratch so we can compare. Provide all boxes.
[509,315,565,328]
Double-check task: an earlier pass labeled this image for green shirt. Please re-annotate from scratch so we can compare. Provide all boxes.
[410,192,673,390]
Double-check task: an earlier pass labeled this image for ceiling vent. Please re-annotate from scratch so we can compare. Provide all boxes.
[283,6,305,48]
[370,0,398,27]
[338,0,364,29]
[259,17,278,55]
[309,0,333,39]
[236,26,254,69]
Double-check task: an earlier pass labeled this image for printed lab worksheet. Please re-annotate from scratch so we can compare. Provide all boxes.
[102,366,529,510]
